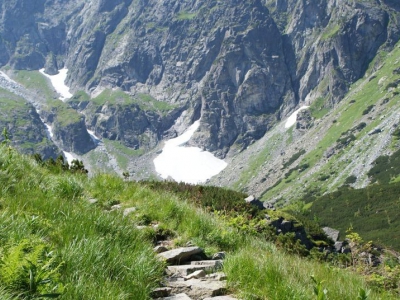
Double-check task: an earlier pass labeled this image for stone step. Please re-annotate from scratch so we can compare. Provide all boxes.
[190,260,222,266]
[203,296,238,300]
[158,247,204,264]
[167,262,222,277]
[161,293,192,300]
[167,279,226,299]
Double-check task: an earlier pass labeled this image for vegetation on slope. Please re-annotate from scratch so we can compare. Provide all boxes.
[0,143,397,299]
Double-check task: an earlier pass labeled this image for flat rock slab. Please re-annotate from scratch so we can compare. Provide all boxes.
[162,293,192,300]
[167,264,221,277]
[158,247,204,264]
[191,260,222,267]
[168,279,226,299]
[203,296,238,300]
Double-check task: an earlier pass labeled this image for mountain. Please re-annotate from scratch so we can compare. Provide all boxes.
[1,0,400,188]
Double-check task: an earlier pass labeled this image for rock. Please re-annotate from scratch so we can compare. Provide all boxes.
[184,270,206,280]
[110,204,122,210]
[123,207,136,216]
[167,262,221,277]
[211,252,226,260]
[151,287,172,298]
[191,260,223,267]
[157,247,204,264]
[162,293,192,300]
[368,128,382,135]
[325,147,336,158]
[87,198,98,204]
[323,227,340,242]
[167,279,226,299]
[280,220,293,232]
[334,241,344,252]
[296,109,314,131]
[244,195,265,210]
[154,246,169,254]
[203,296,238,300]
[205,272,227,281]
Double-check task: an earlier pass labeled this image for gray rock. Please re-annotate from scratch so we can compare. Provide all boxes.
[184,270,206,280]
[205,272,227,281]
[167,279,226,299]
[334,241,344,252]
[191,260,223,267]
[87,198,98,204]
[123,207,136,216]
[203,296,238,300]
[151,287,172,298]
[368,128,382,135]
[244,195,265,210]
[110,204,122,210]
[162,293,192,300]
[157,247,204,264]
[212,252,226,260]
[323,227,340,242]
[154,246,169,254]
[167,263,221,277]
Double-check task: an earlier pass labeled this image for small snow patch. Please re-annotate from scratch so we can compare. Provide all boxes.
[285,106,309,129]
[153,120,227,184]
[39,68,73,101]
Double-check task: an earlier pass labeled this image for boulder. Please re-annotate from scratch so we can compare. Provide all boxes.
[123,207,136,216]
[244,195,265,210]
[322,227,340,242]
[157,247,204,264]
[334,241,343,252]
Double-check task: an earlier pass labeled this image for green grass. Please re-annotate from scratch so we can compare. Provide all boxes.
[12,70,56,101]
[91,89,177,114]
[176,11,197,21]
[103,139,144,169]
[309,97,330,119]
[321,24,340,41]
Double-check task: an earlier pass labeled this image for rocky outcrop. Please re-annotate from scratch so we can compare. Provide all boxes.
[52,117,96,155]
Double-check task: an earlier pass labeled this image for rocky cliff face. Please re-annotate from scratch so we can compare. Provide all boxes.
[0,0,399,158]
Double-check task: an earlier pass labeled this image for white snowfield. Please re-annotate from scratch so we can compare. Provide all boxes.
[39,68,73,101]
[153,120,228,184]
[284,105,310,128]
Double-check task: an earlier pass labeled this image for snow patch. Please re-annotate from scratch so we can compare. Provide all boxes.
[153,120,228,184]
[39,68,73,101]
[285,106,310,129]
[63,151,75,165]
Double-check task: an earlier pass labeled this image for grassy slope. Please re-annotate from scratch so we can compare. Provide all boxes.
[225,41,400,205]
[0,146,396,299]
